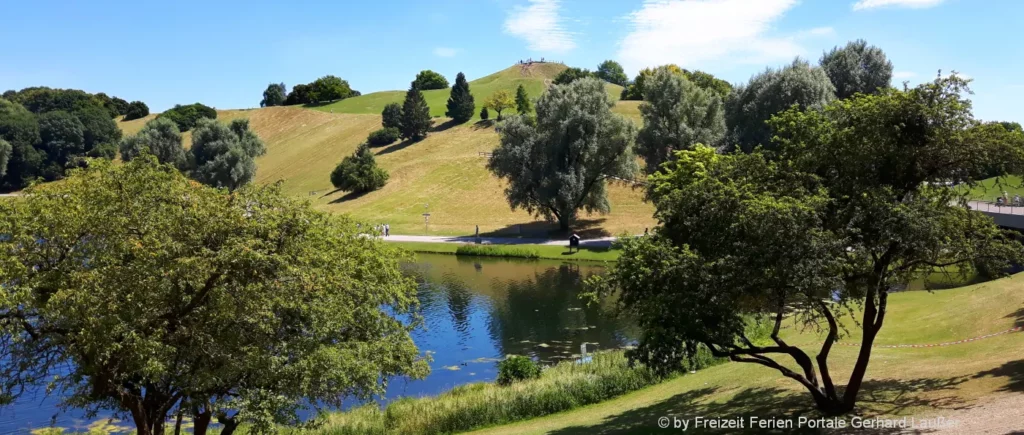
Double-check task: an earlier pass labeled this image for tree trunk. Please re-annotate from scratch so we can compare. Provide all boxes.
[218,415,240,435]
[192,409,212,435]
[173,410,183,435]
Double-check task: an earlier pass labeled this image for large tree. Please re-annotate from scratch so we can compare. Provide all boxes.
[0,157,428,435]
[260,83,287,107]
[593,76,1024,415]
[412,70,449,90]
[553,67,592,85]
[37,110,86,173]
[485,90,515,121]
[123,101,149,121]
[445,72,475,123]
[726,58,835,153]
[400,85,432,140]
[487,77,638,231]
[119,117,187,169]
[0,139,10,178]
[820,39,893,100]
[595,60,628,86]
[620,64,683,101]
[73,104,122,152]
[637,67,727,172]
[160,103,217,132]
[190,118,266,190]
[331,143,389,193]
[515,84,532,115]
[308,75,354,103]
[0,99,43,191]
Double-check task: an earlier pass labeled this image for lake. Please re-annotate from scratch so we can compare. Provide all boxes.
[0,253,636,434]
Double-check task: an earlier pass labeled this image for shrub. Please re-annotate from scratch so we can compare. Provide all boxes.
[367,127,400,147]
[480,107,489,120]
[330,144,388,193]
[454,244,538,259]
[160,103,216,131]
[382,102,403,130]
[497,356,542,386]
[123,101,149,121]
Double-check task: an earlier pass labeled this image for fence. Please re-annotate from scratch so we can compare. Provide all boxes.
[967,201,1024,216]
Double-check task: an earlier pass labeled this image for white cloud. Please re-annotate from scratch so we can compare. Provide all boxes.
[893,71,917,79]
[504,0,576,53]
[433,47,459,58]
[617,0,828,74]
[852,0,944,11]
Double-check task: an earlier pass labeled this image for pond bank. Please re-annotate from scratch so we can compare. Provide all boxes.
[389,240,621,262]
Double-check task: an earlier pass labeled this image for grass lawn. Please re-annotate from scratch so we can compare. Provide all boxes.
[389,241,620,262]
[962,175,1024,201]
[470,273,1024,434]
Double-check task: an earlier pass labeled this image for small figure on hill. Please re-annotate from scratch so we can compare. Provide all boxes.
[644,228,649,236]
[385,223,390,237]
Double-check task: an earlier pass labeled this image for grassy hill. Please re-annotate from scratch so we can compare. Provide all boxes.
[119,105,655,237]
[314,63,626,121]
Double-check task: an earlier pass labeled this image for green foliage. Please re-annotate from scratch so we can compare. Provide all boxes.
[190,118,266,191]
[0,139,10,178]
[123,100,149,121]
[484,90,515,120]
[283,83,312,106]
[86,142,117,159]
[487,77,638,231]
[6,87,100,114]
[330,143,389,193]
[119,117,186,168]
[454,244,539,259]
[72,104,121,151]
[444,72,475,123]
[37,110,86,170]
[0,158,428,435]
[400,85,431,140]
[820,39,893,100]
[552,67,592,85]
[382,102,403,130]
[515,84,532,115]
[367,127,401,147]
[620,64,683,101]
[260,83,287,107]
[0,98,39,150]
[681,70,732,98]
[497,356,542,385]
[725,58,835,153]
[159,103,217,132]
[595,60,629,86]
[323,351,663,435]
[309,75,355,103]
[637,68,727,172]
[598,75,1024,415]
[480,107,489,120]
[412,70,449,91]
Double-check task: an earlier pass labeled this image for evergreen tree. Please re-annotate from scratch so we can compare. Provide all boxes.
[382,103,403,130]
[480,107,490,120]
[445,72,476,123]
[401,84,431,140]
[515,85,532,115]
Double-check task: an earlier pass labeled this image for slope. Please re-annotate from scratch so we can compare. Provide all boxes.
[314,63,625,121]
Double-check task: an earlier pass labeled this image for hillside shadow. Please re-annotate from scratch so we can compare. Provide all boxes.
[1005,307,1024,328]
[376,139,418,156]
[328,190,370,204]
[430,119,462,132]
[972,359,1024,393]
[472,119,496,130]
[480,218,610,239]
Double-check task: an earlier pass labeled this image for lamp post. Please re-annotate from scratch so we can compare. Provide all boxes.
[423,203,430,233]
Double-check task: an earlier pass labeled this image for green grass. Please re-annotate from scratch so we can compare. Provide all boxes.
[454,244,540,259]
[962,175,1024,201]
[388,241,621,262]
[313,63,625,122]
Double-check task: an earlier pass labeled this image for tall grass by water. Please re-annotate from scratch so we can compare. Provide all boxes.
[310,352,663,434]
[454,244,540,259]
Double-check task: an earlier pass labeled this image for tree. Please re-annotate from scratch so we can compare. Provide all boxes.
[37,110,86,171]
[0,99,42,191]
[308,75,354,103]
[73,104,122,153]
[485,90,515,121]
[515,85,532,115]
[381,103,404,131]
[593,76,1024,415]
[487,77,638,231]
[123,101,149,121]
[445,72,475,123]
[367,127,400,146]
[120,117,187,168]
[412,70,449,90]
[620,64,683,100]
[637,68,727,173]
[0,139,10,178]
[820,39,893,100]
[681,70,732,98]
[725,58,835,153]
[480,107,489,120]
[595,60,628,86]
[190,118,266,190]
[0,157,428,435]
[552,67,592,85]
[160,103,217,132]
[400,85,431,140]
[331,143,389,193]
[8,87,99,114]
[283,84,312,106]
[111,96,131,116]
[260,83,287,107]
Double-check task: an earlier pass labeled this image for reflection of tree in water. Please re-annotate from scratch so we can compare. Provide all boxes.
[441,275,474,342]
[486,264,636,363]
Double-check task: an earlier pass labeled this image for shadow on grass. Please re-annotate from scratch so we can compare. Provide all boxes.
[547,375,973,435]
[376,139,419,156]
[480,219,611,239]
[430,119,462,132]
[328,190,370,204]
[472,119,496,130]
[1005,307,1024,328]
[972,359,1024,393]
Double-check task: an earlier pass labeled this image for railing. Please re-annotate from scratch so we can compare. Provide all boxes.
[967,201,1024,216]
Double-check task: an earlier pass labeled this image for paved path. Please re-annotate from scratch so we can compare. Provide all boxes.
[383,234,617,249]
[966,200,1024,215]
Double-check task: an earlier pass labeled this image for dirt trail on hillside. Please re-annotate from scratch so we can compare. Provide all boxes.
[915,393,1023,434]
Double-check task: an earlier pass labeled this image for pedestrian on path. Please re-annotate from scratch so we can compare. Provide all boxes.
[384,223,390,237]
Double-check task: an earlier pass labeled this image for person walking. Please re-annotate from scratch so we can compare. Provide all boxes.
[384,223,390,237]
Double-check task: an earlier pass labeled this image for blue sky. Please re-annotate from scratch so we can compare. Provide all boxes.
[2,0,1020,122]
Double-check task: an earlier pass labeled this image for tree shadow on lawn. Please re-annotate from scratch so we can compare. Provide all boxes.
[972,359,1024,393]
[430,119,462,132]
[547,376,971,435]
[472,119,496,130]
[1004,307,1024,328]
[328,190,370,204]
[375,139,418,156]
[480,218,611,240]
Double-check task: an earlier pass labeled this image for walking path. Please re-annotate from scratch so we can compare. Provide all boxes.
[383,234,617,249]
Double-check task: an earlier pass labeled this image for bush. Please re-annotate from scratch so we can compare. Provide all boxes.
[159,103,216,131]
[480,107,489,120]
[330,144,388,193]
[412,70,449,90]
[382,102,403,130]
[367,127,400,147]
[454,244,538,259]
[497,356,542,386]
[123,101,149,121]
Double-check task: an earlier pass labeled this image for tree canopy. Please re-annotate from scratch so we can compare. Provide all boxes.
[820,39,893,100]
[595,60,628,86]
[400,85,432,140]
[189,118,266,191]
[160,103,217,132]
[308,75,355,103]
[0,139,10,178]
[0,157,428,435]
[412,70,450,90]
[119,117,187,169]
[636,68,727,172]
[331,143,389,193]
[725,58,835,153]
[487,77,638,231]
[123,101,150,121]
[382,102,403,130]
[593,75,1024,415]
[620,64,683,100]
[283,84,312,106]
[552,67,593,85]
[484,90,515,121]
[445,72,476,123]
[260,83,287,107]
